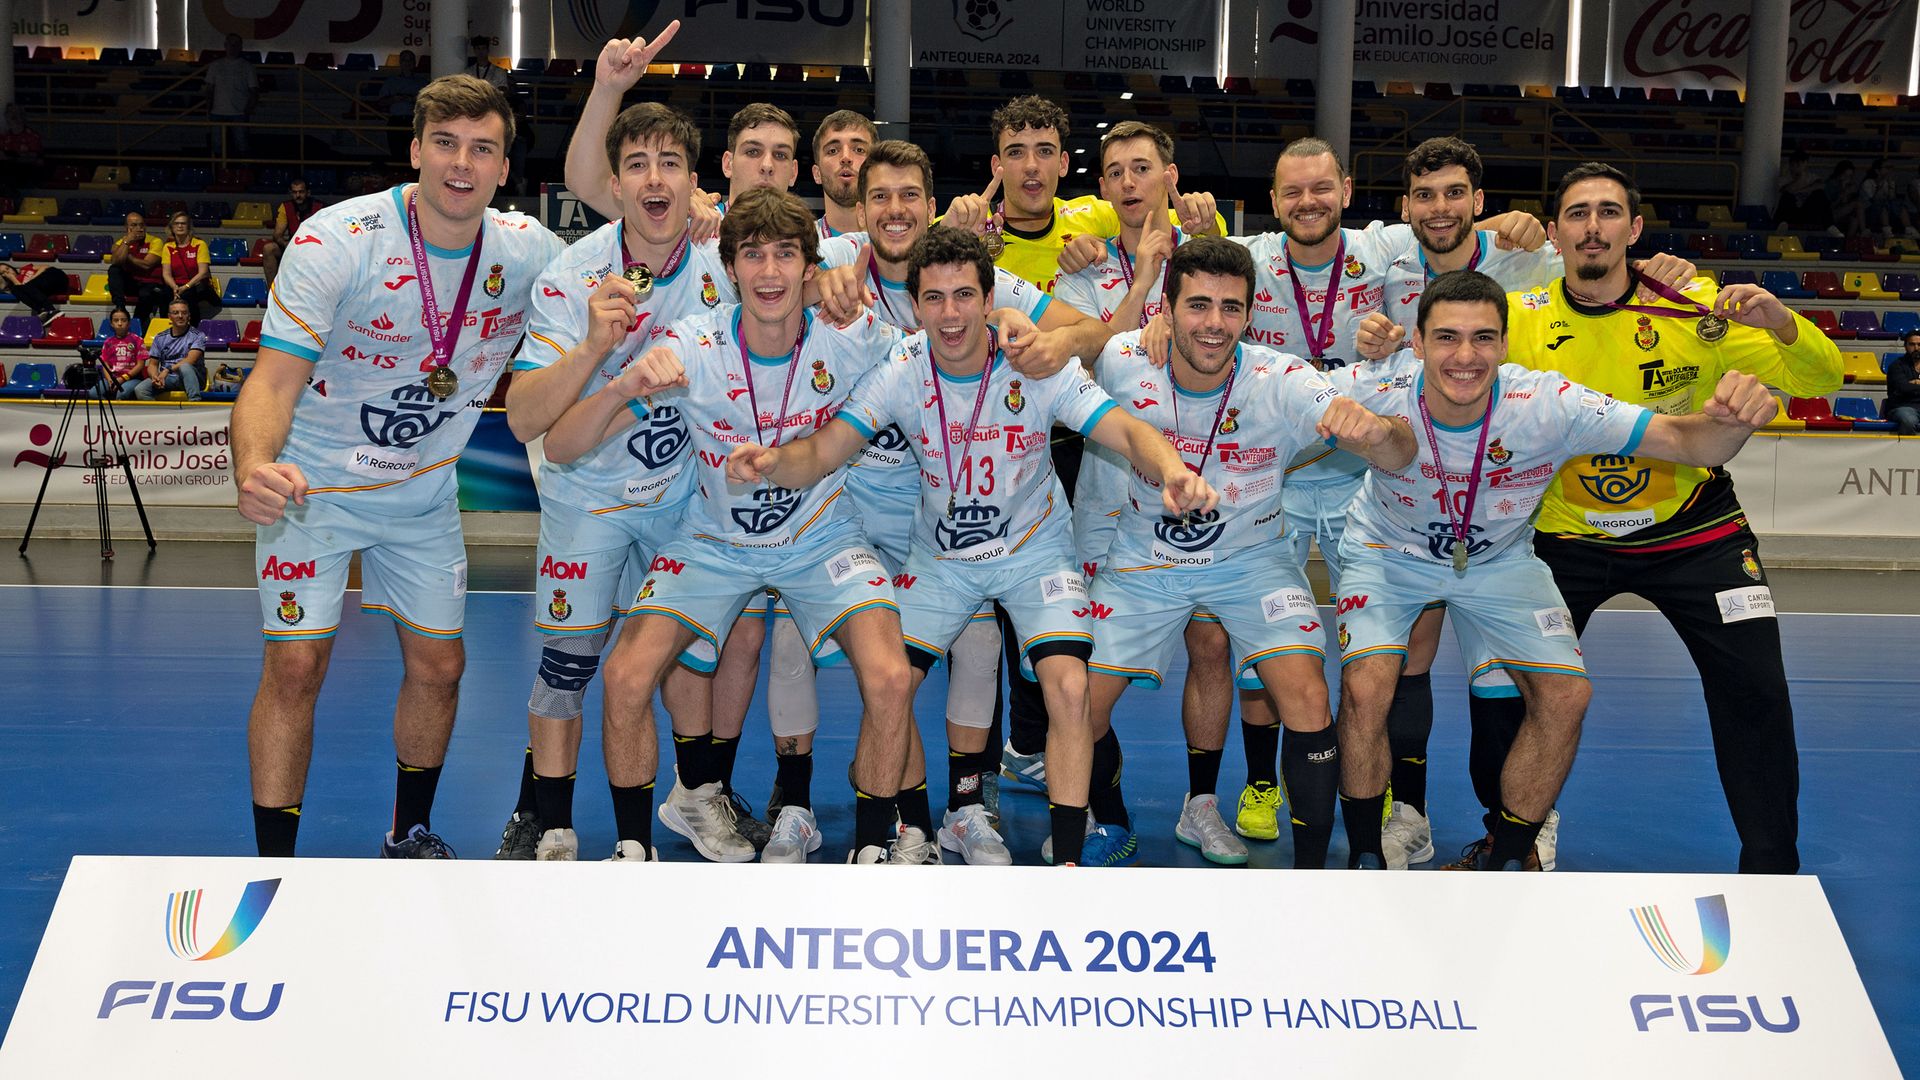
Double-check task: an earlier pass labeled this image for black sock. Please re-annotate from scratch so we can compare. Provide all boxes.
[1241,720,1280,787]
[1386,670,1434,815]
[1001,606,1049,755]
[609,781,655,846]
[513,746,537,815]
[948,749,989,811]
[1050,803,1088,865]
[391,759,443,838]
[1488,805,1543,868]
[898,782,935,837]
[1468,693,1527,814]
[1341,792,1387,866]
[854,787,899,851]
[533,772,576,831]
[1087,729,1129,826]
[253,802,301,857]
[774,749,813,811]
[1186,744,1224,798]
[674,734,715,790]
[1283,727,1338,868]
[709,734,742,788]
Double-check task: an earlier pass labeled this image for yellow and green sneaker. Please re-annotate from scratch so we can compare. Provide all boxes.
[1234,781,1284,841]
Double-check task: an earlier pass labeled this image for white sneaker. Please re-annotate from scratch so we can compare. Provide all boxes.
[1380,802,1435,870]
[762,805,822,864]
[1173,793,1248,866]
[658,780,756,863]
[605,840,658,862]
[534,827,578,861]
[999,740,1047,791]
[938,804,1012,865]
[849,843,895,864]
[893,825,943,864]
[1535,808,1560,872]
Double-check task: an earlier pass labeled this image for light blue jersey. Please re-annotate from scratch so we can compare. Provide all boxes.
[1379,232,1562,316]
[1052,230,1188,327]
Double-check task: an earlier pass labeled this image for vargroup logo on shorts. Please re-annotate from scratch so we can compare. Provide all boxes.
[1715,586,1776,624]
[97,878,286,1022]
[1152,510,1225,565]
[936,501,1009,553]
[1627,893,1802,1034]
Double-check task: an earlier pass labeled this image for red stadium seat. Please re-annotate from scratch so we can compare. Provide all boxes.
[1786,397,1851,431]
[1801,309,1853,340]
[1801,271,1858,300]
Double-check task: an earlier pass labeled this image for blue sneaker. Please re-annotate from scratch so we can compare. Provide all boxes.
[382,824,457,859]
[1079,823,1138,867]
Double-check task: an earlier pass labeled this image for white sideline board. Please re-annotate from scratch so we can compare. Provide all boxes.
[0,856,1899,1078]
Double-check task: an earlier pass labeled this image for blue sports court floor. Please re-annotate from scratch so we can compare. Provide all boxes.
[0,549,1914,1070]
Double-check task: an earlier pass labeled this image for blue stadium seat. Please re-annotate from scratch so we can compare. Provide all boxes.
[1834,396,1897,431]
[221,279,267,308]
[1760,270,1813,298]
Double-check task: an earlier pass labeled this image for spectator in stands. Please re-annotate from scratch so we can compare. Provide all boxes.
[107,211,169,323]
[161,210,219,324]
[0,103,43,200]
[204,33,258,157]
[468,37,532,196]
[1862,159,1918,240]
[467,36,509,92]
[1825,160,1864,239]
[1775,151,1829,232]
[98,307,149,400]
[379,51,431,166]
[1886,330,1920,435]
[262,177,321,286]
[0,258,64,322]
[133,298,208,402]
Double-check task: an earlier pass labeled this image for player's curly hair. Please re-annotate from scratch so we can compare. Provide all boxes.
[1165,236,1256,309]
[1404,137,1483,191]
[604,102,701,175]
[906,226,995,300]
[990,95,1070,148]
[719,188,819,268]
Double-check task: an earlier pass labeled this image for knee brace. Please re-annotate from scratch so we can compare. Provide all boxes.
[767,618,821,739]
[944,618,1003,730]
[526,631,608,721]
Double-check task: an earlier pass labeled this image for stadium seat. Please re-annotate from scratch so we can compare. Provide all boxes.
[142,319,165,347]
[207,237,246,266]
[1802,309,1851,339]
[0,316,42,345]
[207,167,255,194]
[1700,205,1735,228]
[1766,235,1820,261]
[1718,269,1759,288]
[192,201,229,228]
[221,279,267,307]
[70,275,113,305]
[1844,272,1899,301]
[4,197,58,225]
[0,232,22,257]
[1787,396,1851,430]
[1880,310,1920,339]
[1802,270,1857,300]
[200,319,238,351]
[240,237,268,267]
[0,362,56,397]
[58,234,113,264]
[1509,198,1545,220]
[1834,396,1898,431]
[47,199,100,227]
[1841,352,1886,384]
[86,314,142,345]
[23,233,68,259]
[1729,232,1782,260]
[230,319,262,352]
[1839,311,1889,339]
[127,166,171,191]
[1841,235,1897,263]
[32,315,96,348]
[80,166,128,191]
[223,202,272,228]
[1878,271,1920,300]
[1760,270,1813,299]
[46,166,80,190]
[1688,233,1733,258]
[1760,395,1803,431]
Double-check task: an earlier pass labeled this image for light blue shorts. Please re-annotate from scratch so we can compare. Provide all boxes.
[633,521,897,671]
[255,494,466,640]
[1279,471,1363,598]
[897,534,1089,675]
[1333,536,1583,697]
[1087,545,1324,690]
[532,482,690,636]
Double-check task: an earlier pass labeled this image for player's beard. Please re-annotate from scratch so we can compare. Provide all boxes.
[825,178,860,210]
[867,215,923,263]
[1172,325,1237,383]
[1573,254,1614,282]
[1413,214,1469,255]
[1283,211,1340,248]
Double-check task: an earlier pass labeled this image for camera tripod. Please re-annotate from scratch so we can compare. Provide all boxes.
[18,365,157,559]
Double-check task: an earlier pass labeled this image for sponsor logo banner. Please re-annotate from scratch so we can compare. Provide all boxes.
[1606,0,1920,92]
[1253,0,1570,86]
[0,859,1898,1075]
[551,0,867,67]
[912,0,1224,76]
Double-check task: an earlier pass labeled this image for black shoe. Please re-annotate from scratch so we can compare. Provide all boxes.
[491,811,542,860]
[724,785,772,852]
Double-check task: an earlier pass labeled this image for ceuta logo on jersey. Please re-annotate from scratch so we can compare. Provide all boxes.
[97,878,286,1021]
[1628,893,1801,1034]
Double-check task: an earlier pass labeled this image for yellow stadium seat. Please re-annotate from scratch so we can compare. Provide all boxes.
[1761,395,1804,431]
[1844,272,1899,301]
[1700,205,1734,226]
[1384,81,1419,96]
[1767,235,1821,261]
[3,196,58,224]
[64,46,98,61]
[72,274,113,305]
[222,202,273,228]
[165,48,194,63]
[1842,352,1887,385]
[143,319,165,346]
[80,165,127,192]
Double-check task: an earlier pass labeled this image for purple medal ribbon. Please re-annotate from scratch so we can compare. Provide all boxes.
[1604,271,1712,319]
[1415,381,1495,573]
[737,315,807,449]
[406,190,486,387]
[867,248,904,325]
[931,327,998,517]
[618,221,689,278]
[1286,232,1346,360]
[1168,346,1237,479]
[1116,226,1182,329]
[1423,236,1482,281]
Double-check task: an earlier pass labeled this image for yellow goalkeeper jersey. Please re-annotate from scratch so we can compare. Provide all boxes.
[1506,276,1841,546]
[965,196,1225,294]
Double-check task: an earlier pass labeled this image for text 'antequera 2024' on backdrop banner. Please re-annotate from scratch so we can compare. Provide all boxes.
[0,857,1898,1077]
[911,0,1227,76]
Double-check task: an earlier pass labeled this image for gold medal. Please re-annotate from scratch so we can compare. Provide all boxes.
[426,366,459,400]
[982,230,1005,259]
[624,263,654,302]
[1452,544,1468,574]
[1696,313,1728,343]
[946,493,957,518]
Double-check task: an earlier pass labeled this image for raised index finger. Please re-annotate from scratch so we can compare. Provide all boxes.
[981,171,1001,204]
[638,19,681,63]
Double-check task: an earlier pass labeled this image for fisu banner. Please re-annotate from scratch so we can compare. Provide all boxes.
[1605,0,1920,93]
[0,858,1898,1076]
[548,0,869,65]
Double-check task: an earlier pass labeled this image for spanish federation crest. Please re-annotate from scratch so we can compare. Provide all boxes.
[1486,438,1512,465]
[811,360,834,394]
[636,577,656,601]
[484,263,505,298]
[1219,407,1240,434]
[1344,255,1365,278]
[1740,548,1763,581]
[701,272,720,307]
[1337,622,1351,651]
[548,589,572,622]
[277,590,304,626]
[1005,379,1026,413]
[1634,315,1659,352]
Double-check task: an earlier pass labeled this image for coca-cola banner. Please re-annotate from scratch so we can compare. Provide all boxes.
[1606,0,1920,93]
[1250,0,1571,86]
